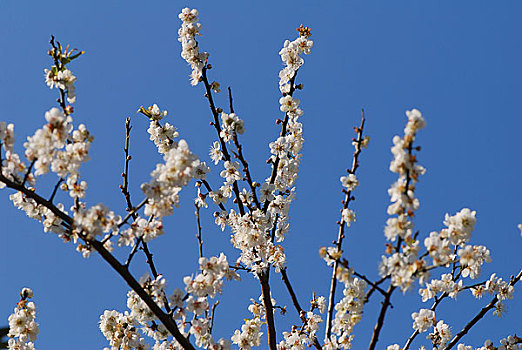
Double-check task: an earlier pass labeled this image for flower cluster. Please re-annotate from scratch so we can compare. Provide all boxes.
[380,109,427,292]
[73,203,121,240]
[178,8,208,86]
[141,139,201,218]
[44,67,77,103]
[118,217,164,246]
[142,104,179,155]
[219,112,244,143]
[4,108,94,253]
[99,310,149,350]
[227,208,286,273]
[458,244,491,279]
[278,26,313,93]
[428,320,452,348]
[23,108,92,198]
[469,273,516,318]
[268,95,304,192]
[458,337,522,350]
[231,299,264,349]
[483,274,515,301]
[184,253,240,299]
[278,296,325,350]
[24,108,72,176]
[0,122,26,188]
[7,288,39,350]
[419,273,462,302]
[324,267,367,350]
[411,308,435,333]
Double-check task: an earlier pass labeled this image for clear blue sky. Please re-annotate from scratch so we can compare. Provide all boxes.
[1,1,521,349]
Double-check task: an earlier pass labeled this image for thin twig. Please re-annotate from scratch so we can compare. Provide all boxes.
[49,36,69,114]
[403,292,448,350]
[352,270,388,299]
[280,268,322,350]
[368,284,396,350]
[120,117,137,220]
[228,87,260,208]
[195,204,203,259]
[364,276,390,304]
[125,236,144,268]
[201,180,227,212]
[141,241,173,315]
[209,301,219,334]
[201,66,246,216]
[22,159,36,186]
[49,178,64,203]
[325,111,366,339]
[118,198,148,228]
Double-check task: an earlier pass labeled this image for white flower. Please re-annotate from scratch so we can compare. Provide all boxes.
[279,95,300,113]
[341,208,356,226]
[220,161,241,184]
[7,289,39,345]
[340,174,359,191]
[185,296,209,316]
[209,141,222,165]
[411,309,435,333]
[259,183,275,202]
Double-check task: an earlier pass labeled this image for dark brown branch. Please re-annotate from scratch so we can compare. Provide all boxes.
[200,180,227,212]
[22,159,36,186]
[48,178,64,203]
[259,270,277,350]
[91,240,191,348]
[281,268,303,313]
[201,67,246,216]
[368,284,396,350]
[120,117,137,221]
[352,270,388,299]
[118,198,148,228]
[364,276,389,304]
[195,204,203,259]
[0,174,194,349]
[281,268,322,350]
[228,87,261,208]
[124,236,143,267]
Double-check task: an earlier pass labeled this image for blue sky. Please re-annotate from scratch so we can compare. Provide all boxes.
[1,1,521,349]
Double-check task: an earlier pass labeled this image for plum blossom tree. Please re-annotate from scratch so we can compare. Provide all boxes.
[1,6,521,350]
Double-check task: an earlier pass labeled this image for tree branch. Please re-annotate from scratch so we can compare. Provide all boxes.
[281,268,322,350]
[445,268,522,350]
[368,284,396,350]
[325,111,366,339]
[0,175,193,349]
[259,270,278,350]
